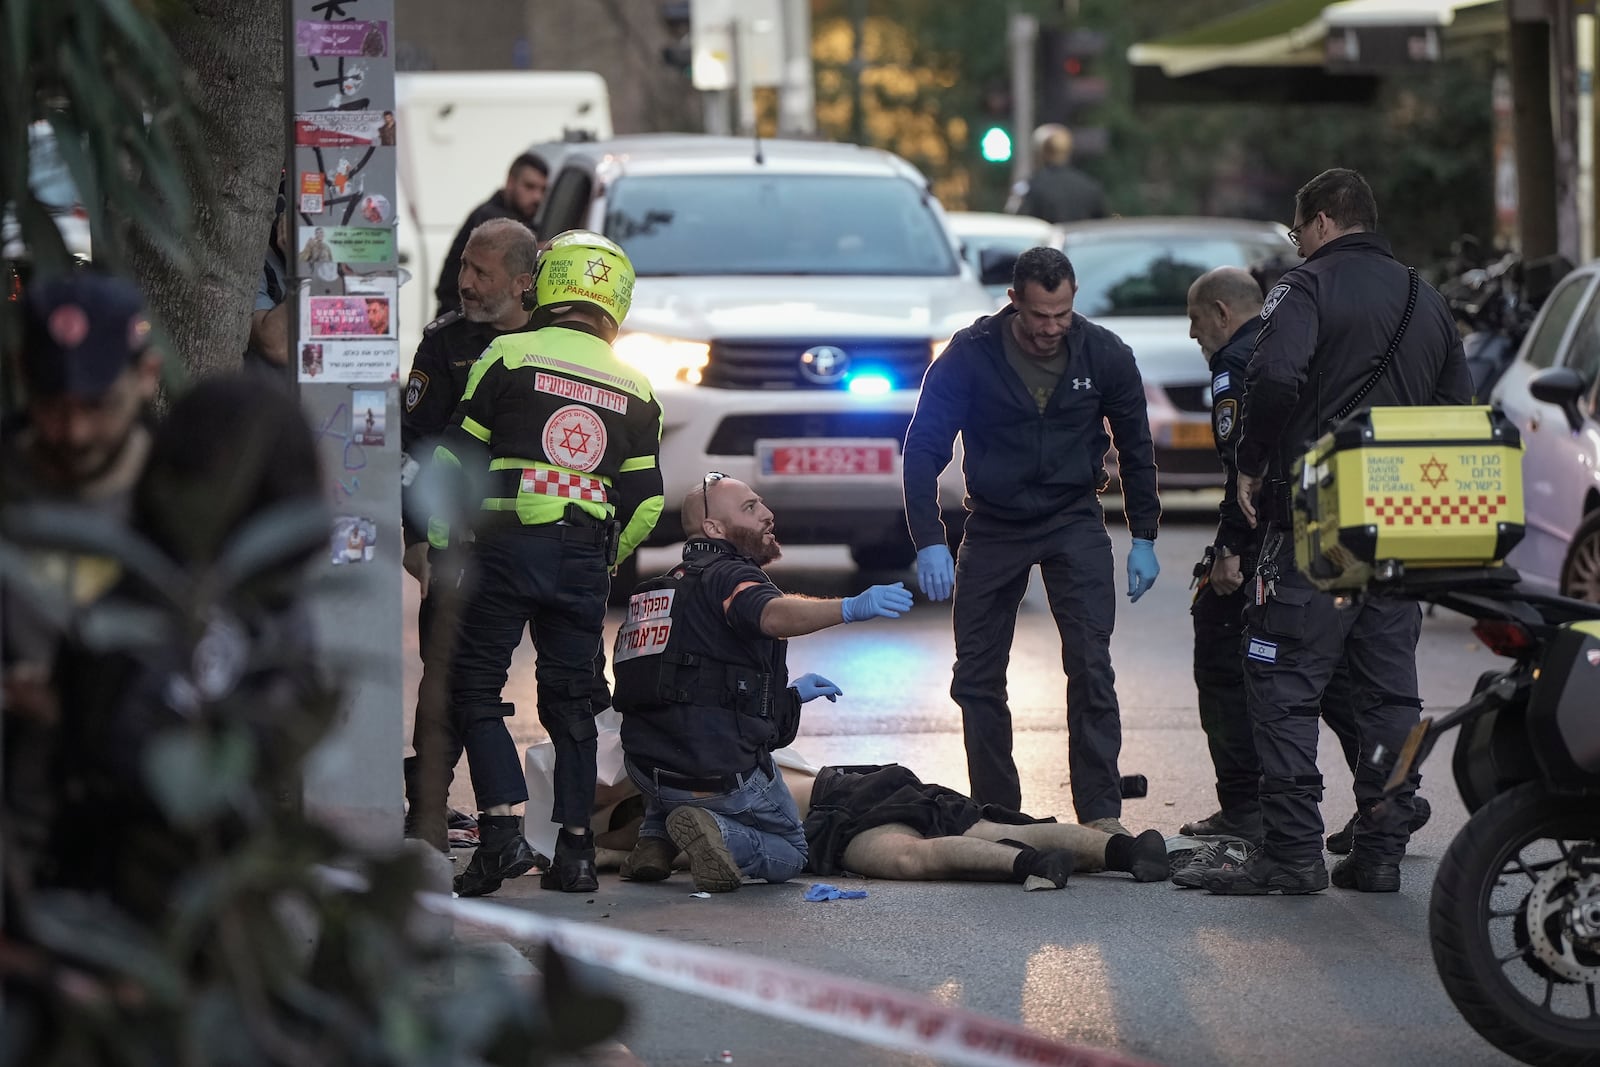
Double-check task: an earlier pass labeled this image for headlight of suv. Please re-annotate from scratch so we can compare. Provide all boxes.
[614,332,711,387]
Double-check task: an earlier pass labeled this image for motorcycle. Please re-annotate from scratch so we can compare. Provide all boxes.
[1380,568,1600,1066]
[1436,243,1573,400]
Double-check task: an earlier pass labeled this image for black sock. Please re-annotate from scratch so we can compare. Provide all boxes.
[1104,831,1136,872]
[1001,839,1072,887]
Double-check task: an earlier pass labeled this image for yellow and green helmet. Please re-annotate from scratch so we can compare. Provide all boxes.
[534,229,635,328]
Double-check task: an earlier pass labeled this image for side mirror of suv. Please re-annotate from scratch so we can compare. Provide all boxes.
[1528,366,1590,432]
[978,248,1018,289]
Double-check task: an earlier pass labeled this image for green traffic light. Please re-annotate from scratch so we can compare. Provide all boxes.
[980,125,1012,163]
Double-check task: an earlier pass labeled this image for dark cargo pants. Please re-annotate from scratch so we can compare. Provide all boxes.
[1193,582,1376,816]
[951,503,1122,822]
[1192,582,1261,816]
[449,526,609,825]
[1242,555,1422,864]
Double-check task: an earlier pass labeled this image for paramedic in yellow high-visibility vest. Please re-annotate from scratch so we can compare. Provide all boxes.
[430,230,663,897]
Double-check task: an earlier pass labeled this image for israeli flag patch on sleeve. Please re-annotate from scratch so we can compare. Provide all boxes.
[1212,371,1230,394]
[1246,638,1279,663]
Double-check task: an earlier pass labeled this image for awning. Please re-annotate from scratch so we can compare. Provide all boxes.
[1322,0,1501,28]
[1127,0,1503,103]
[1126,0,1334,79]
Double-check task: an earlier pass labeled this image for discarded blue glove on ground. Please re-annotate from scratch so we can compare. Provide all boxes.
[803,882,868,902]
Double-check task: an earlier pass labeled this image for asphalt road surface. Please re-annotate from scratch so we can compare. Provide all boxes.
[404,503,1522,1067]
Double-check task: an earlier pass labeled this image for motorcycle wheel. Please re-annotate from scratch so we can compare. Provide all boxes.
[1430,780,1600,1066]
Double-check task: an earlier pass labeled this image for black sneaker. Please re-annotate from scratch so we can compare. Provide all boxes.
[1200,849,1329,895]
[1325,813,1359,855]
[1178,808,1263,843]
[1172,837,1253,889]
[1330,855,1401,893]
[1327,797,1433,855]
[540,828,599,893]
[454,816,539,897]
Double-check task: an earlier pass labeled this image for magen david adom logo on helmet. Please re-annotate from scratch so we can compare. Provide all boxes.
[538,240,634,325]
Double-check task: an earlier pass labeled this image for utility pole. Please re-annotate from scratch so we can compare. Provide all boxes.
[1553,0,1583,264]
[777,0,816,136]
[1509,1,1559,258]
[1009,13,1039,186]
[849,0,866,143]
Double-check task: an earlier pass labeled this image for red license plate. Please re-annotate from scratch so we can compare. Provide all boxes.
[761,444,896,476]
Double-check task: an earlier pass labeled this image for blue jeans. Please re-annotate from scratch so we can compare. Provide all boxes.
[625,757,808,883]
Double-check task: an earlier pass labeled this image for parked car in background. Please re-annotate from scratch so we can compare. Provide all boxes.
[1052,216,1288,490]
[533,135,992,592]
[945,210,1063,306]
[1,121,92,267]
[1490,259,1600,602]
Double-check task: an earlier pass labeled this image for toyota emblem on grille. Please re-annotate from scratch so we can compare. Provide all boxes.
[800,345,850,384]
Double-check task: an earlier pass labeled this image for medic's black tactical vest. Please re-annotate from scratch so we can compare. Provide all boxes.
[613,550,799,777]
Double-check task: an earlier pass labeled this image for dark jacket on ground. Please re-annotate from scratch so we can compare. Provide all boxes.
[1235,232,1472,498]
[1209,319,1257,555]
[903,305,1160,547]
[400,309,534,546]
[802,763,1048,876]
[432,191,536,315]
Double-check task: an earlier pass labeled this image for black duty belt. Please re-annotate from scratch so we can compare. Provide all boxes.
[475,511,609,544]
[638,752,773,793]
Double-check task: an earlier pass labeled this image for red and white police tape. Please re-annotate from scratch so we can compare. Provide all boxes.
[421,891,1157,1067]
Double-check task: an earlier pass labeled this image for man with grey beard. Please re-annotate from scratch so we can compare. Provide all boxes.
[400,217,539,851]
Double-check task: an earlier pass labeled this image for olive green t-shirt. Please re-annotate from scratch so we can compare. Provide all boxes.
[1001,317,1068,413]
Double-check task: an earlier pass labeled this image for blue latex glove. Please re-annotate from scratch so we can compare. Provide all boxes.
[803,882,869,901]
[793,673,843,703]
[1127,538,1160,603]
[916,544,955,601]
[841,581,914,623]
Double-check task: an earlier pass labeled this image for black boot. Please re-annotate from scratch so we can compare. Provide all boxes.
[453,814,538,897]
[540,827,599,893]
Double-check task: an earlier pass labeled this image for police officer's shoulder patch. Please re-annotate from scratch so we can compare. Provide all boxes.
[1212,371,1230,394]
[404,371,428,412]
[1261,283,1292,320]
[1214,398,1238,442]
[422,309,463,337]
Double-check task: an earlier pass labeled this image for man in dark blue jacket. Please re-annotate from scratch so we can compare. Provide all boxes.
[902,246,1161,832]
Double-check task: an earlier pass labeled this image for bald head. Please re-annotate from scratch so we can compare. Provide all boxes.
[681,476,781,564]
[1187,267,1264,359]
[1190,267,1264,317]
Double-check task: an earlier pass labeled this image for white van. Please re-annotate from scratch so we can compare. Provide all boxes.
[393,71,612,364]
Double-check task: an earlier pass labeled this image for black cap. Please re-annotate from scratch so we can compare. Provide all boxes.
[22,274,154,397]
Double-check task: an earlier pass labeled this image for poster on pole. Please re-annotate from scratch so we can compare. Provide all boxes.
[287,0,403,836]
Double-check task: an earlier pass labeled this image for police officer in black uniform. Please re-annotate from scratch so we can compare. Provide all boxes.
[1180,266,1266,844]
[1202,169,1471,896]
[400,218,538,852]
[611,475,914,893]
[903,246,1161,832]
